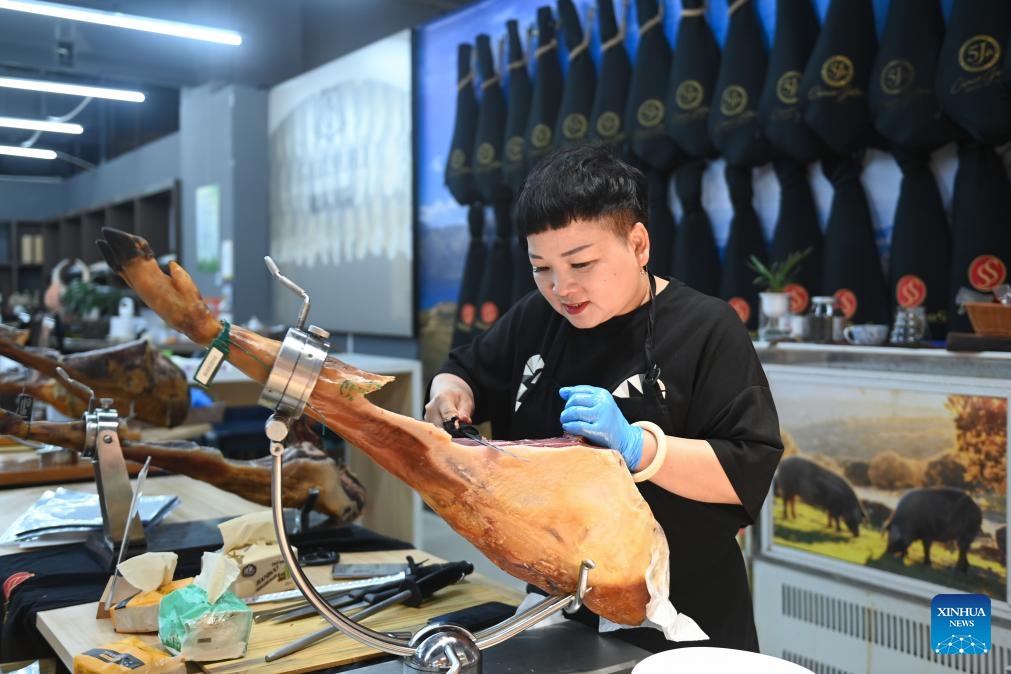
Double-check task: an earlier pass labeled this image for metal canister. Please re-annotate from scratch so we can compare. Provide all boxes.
[809,296,837,343]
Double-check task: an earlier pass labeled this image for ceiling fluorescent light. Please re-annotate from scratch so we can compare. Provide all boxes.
[0,76,144,102]
[0,0,242,45]
[0,145,57,159]
[0,116,82,134]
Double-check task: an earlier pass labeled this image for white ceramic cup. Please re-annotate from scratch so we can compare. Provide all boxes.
[843,323,889,346]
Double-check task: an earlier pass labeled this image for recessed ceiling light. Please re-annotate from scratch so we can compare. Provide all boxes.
[0,116,83,134]
[0,76,145,102]
[0,0,242,45]
[0,145,57,159]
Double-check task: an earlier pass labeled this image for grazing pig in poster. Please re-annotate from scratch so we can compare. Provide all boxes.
[884,487,982,574]
[775,456,865,537]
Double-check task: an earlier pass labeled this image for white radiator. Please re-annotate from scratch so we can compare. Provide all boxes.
[754,558,1011,674]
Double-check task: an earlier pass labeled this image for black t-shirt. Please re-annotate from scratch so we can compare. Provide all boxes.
[441,279,783,650]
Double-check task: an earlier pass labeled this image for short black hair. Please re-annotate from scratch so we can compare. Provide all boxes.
[512,142,648,237]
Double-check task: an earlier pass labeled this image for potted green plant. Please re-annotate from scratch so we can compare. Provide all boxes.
[747,248,811,339]
[60,280,125,338]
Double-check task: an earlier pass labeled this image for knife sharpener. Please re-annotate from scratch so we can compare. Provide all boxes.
[259,257,596,673]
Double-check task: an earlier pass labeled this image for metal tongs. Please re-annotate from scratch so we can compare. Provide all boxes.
[442,417,525,461]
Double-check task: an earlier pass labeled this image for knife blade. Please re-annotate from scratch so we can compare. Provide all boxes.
[242,571,407,605]
[443,417,526,460]
[107,456,150,605]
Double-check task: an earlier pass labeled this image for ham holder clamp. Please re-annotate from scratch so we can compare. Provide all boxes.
[256,255,594,673]
[52,366,147,565]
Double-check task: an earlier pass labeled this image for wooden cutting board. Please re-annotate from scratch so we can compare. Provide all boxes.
[203,580,519,674]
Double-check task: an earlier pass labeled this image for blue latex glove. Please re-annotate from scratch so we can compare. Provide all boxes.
[559,385,643,471]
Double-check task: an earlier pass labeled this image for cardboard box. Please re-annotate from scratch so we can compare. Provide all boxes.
[226,542,296,598]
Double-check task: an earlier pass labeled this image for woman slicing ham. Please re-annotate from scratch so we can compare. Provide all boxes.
[425,143,783,653]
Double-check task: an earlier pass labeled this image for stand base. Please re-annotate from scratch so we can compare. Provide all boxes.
[351,622,648,674]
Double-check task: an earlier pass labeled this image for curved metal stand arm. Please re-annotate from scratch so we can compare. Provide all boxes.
[269,441,415,657]
[474,559,594,650]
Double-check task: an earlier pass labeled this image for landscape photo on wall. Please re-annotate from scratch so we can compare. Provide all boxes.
[765,368,1009,602]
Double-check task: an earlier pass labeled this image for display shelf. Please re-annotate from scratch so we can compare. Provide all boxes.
[0,181,180,304]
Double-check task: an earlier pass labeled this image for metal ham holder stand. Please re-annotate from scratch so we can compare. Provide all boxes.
[259,257,595,674]
[51,367,146,567]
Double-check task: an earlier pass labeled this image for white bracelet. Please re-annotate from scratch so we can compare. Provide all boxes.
[631,420,667,483]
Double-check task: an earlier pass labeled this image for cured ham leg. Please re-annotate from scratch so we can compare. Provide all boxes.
[0,338,189,427]
[96,227,694,634]
[0,408,365,523]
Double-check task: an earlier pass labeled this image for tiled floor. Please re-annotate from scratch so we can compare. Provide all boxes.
[416,509,525,593]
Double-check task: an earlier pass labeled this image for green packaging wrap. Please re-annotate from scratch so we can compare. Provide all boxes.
[158,582,252,661]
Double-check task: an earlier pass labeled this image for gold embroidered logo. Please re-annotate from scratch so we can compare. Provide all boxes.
[959,35,1001,73]
[676,80,705,110]
[450,149,466,170]
[562,113,588,140]
[880,59,915,95]
[636,99,665,127]
[596,111,621,138]
[821,55,854,88]
[776,70,801,104]
[530,123,552,148]
[505,136,524,162]
[719,85,748,116]
[476,142,495,165]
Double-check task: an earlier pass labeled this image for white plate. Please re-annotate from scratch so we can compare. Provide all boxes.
[632,647,816,674]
